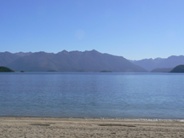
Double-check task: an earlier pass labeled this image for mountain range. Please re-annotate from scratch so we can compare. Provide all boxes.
[132,55,184,72]
[0,50,145,72]
[1,50,184,72]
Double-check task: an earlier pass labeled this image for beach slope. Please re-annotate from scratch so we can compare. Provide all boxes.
[0,118,184,138]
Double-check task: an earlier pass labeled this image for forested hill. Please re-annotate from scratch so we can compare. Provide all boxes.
[0,66,14,72]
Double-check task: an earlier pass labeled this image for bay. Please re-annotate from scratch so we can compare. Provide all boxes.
[0,72,184,119]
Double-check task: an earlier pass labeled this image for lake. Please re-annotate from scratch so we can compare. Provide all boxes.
[0,72,184,119]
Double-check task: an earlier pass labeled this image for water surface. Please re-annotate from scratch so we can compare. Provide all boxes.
[0,72,184,119]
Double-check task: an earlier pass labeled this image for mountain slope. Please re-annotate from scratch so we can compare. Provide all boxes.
[0,50,145,72]
[0,52,20,66]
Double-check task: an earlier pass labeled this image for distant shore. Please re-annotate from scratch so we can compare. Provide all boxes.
[0,117,184,138]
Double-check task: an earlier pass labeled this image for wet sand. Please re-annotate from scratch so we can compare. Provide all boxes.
[0,117,184,138]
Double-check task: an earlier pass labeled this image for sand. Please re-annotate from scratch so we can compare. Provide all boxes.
[0,117,184,138]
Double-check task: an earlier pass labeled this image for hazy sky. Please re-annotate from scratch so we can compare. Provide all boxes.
[0,0,184,60]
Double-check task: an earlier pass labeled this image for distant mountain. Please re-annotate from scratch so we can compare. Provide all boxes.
[171,65,184,73]
[0,50,145,72]
[132,55,184,72]
[0,52,20,65]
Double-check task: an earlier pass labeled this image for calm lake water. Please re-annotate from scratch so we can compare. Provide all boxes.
[0,72,184,119]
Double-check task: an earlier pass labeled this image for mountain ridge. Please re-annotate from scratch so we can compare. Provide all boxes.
[0,50,145,72]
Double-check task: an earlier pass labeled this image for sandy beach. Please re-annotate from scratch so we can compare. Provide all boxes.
[0,117,184,138]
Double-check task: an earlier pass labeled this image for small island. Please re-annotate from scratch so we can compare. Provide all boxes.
[0,66,14,72]
[170,65,184,73]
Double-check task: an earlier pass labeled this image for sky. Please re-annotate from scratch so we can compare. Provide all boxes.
[0,0,184,60]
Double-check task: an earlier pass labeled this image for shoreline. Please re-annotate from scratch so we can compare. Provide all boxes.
[0,117,184,138]
[0,116,184,122]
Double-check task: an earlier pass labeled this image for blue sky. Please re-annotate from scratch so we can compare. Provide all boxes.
[0,0,184,60]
